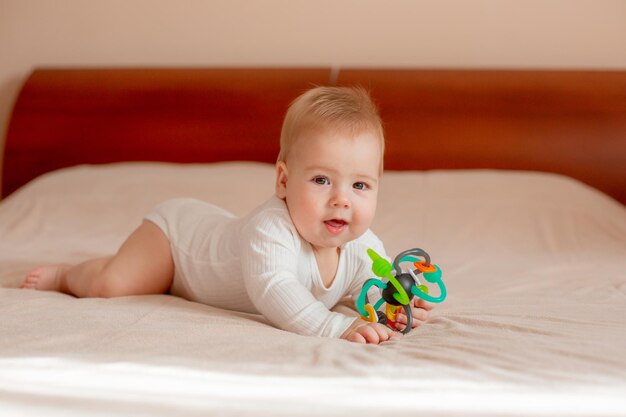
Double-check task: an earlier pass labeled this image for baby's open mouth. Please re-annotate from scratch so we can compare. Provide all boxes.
[324,219,348,235]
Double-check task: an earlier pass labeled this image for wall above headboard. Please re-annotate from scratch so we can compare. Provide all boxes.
[3,68,626,204]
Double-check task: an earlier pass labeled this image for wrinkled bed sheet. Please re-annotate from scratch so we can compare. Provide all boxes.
[1,162,625,416]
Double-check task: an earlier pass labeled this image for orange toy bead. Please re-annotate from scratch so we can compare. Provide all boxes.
[414,261,437,273]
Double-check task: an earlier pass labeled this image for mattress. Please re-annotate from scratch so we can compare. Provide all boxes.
[1,162,625,416]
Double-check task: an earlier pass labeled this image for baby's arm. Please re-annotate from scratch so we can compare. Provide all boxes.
[240,213,357,338]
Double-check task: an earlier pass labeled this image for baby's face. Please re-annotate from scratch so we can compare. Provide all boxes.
[276,127,381,252]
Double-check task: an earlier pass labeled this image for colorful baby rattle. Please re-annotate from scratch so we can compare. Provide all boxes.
[355,248,447,334]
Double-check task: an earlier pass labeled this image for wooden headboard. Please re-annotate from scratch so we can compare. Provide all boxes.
[3,68,626,204]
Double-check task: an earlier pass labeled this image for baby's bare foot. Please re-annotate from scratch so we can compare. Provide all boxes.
[21,265,69,291]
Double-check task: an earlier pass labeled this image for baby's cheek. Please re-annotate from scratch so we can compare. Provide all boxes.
[357,205,377,229]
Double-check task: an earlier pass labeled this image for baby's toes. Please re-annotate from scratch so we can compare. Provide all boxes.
[20,265,65,291]
[20,273,39,289]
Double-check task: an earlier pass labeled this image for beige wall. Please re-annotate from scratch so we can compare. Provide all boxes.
[1,0,625,186]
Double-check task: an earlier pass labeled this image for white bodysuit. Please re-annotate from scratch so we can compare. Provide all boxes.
[145,195,386,338]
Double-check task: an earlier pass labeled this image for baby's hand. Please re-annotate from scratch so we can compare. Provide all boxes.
[342,321,401,344]
[395,298,434,331]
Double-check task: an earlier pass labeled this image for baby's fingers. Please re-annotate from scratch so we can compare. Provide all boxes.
[356,323,396,344]
[371,323,401,343]
[346,331,367,344]
[412,306,429,322]
[396,307,429,329]
[396,311,408,326]
[358,324,383,344]
[414,298,435,310]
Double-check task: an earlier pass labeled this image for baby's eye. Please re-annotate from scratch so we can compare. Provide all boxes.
[313,176,330,185]
[353,182,368,190]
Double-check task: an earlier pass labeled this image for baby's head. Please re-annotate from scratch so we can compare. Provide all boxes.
[275,86,385,252]
[277,86,385,171]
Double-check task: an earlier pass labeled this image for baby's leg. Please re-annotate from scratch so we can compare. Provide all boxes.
[21,221,174,298]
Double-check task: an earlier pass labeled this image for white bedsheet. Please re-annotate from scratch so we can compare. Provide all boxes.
[1,162,625,416]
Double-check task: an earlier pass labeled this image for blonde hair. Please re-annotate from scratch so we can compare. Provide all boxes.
[277,86,385,167]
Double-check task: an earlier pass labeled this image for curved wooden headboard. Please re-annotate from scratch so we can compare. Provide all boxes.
[2,68,331,197]
[337,69,626,205]
[3,68,626,204]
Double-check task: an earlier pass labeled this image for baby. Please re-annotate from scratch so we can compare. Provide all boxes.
[21,86,432,344]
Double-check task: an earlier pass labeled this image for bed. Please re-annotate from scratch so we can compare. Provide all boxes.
[1,68,625,416]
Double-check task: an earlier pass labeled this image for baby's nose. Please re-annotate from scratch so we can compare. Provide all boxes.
[331,195,350,209]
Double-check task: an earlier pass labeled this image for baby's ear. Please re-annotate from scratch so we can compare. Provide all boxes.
[275,162,288,199]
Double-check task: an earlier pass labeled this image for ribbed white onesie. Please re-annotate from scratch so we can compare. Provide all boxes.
[145,195,386,338]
